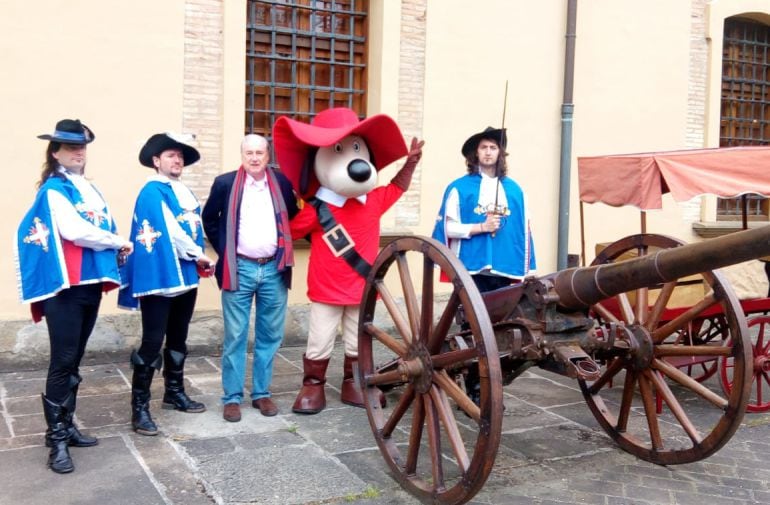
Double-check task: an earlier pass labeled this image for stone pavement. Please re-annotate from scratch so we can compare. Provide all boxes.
[2,343,770,505]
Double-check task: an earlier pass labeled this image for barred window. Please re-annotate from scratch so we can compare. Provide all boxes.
[719,17,770,220]
[245,0,369,143]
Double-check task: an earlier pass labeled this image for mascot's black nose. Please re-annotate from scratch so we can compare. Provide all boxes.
[347,159,372,182]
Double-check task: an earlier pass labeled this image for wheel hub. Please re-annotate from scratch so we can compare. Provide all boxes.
[623,324,654,371]
[754,354,770,373]
[402,342,433,394]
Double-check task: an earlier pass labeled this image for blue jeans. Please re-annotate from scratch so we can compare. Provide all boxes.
[221,258,288,405]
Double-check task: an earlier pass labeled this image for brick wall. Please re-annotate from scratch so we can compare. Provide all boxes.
[394,0,427,228]
[681,0,709,223]
[687,0,708,150]
[183,0,225,202]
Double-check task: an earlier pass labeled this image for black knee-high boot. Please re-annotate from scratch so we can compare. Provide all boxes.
[63,374,98,447]
[42,394,74,474]
[161,349,205,413]
[45,375,98,448]
[130,350,162,436]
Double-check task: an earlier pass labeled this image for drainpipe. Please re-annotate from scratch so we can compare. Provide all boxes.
[557,0,578,270]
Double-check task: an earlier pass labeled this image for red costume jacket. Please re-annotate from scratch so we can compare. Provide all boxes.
[291,184,404,305]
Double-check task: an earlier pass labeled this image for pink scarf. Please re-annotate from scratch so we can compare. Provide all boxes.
[221,166,294,290]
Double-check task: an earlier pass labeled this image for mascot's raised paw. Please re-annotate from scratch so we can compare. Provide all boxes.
[273,107,421,414]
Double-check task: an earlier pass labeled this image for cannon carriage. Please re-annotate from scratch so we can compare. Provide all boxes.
[355,147,770,505]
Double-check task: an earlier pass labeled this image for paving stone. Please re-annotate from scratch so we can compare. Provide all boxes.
[753,489,770,503]
[639,475,695,493]
[672,491,748,505]
[719,476,770,491]
[624,483,672,504]
[569,478,625,497]
[693,482,753,500]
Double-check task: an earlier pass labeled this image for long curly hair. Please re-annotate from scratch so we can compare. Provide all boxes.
[37,142,66,188]
[465,142,508,177]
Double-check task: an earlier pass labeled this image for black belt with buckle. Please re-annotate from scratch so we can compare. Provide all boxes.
[237,254,275,265]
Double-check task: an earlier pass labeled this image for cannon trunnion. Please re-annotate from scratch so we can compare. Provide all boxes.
[356,228,770,505]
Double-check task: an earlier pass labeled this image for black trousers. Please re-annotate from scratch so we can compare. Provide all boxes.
[471,274,512,294]
[43,283,103,403]
[137,289,197,363]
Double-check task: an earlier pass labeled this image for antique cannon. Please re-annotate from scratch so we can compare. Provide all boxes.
[356,226,770,505]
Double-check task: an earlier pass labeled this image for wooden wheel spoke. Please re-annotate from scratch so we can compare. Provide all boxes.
[652,292,718,343]
[617,369,637,432]
[646,281,676,331]
[587,357,625,395]
[645,370,702,444]
[617,292,635,324]
[431,348,479,369]
[375,280,413,343]
[637,372,663,450]
[382,385,416,438]
[429,384,470,472]
[654,344,732,358]
[423,394,446,491]
[420,255,435,344]
[635,287,649,325]
[396,253,421,342]
[363,322,407,356]
[653,358,728,409]
[405,392,425,474]
[592,301,620,323]
[427,290,460,354]
[365,367,408,388]
[434,370,480,423]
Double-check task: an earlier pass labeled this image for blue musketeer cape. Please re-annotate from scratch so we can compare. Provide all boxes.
[118,180,203,309]
[431,173,536,279]
[15,176,121,321]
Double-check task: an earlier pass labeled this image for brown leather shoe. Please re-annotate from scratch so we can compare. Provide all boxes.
[223,403,241,422]
[252,397,278,417]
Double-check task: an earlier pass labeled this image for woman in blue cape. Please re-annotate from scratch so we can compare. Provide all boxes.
[15,119,133,474]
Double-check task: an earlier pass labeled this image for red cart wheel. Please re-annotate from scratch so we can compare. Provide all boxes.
[720,314,770,413]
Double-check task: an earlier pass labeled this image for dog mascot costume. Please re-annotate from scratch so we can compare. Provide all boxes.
[273,107,423,414]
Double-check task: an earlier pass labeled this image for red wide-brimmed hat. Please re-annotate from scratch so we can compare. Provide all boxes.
[273,107,408,199]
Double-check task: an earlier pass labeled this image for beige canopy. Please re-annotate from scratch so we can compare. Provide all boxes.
[578,146,770,210]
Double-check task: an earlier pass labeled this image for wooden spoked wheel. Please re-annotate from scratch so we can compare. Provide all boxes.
[579,234,752,464]
[719,315,770,413]
[357,236,503,505]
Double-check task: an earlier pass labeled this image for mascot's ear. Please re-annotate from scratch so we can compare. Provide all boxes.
[300,147,318,195]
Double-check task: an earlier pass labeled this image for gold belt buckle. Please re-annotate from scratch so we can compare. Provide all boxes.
[322,224,355,258]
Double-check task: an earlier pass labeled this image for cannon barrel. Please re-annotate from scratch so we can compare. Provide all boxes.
[551,226,770,310]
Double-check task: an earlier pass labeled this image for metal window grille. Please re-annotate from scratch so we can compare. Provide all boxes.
[245,0,368,144]
[719,18,770,220]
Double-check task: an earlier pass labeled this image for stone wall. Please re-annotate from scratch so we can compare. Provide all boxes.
[1,295,452,371]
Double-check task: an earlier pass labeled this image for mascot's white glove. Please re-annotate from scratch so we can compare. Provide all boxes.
[390,137,425,191]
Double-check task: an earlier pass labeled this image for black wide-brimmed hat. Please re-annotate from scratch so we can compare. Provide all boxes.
[138,133,200,168]
[461,127,507,158]
[37,119,95,144]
